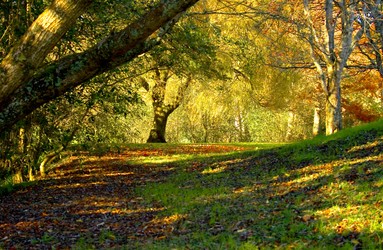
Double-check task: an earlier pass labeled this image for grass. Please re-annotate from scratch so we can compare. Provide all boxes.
[0,175,36,196]
[3,120,383,248]
[131,120,383,249]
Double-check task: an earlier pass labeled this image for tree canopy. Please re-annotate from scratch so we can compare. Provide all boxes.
[0,0,199,132]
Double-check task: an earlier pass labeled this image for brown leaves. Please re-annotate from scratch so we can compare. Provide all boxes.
[0,144,243,248]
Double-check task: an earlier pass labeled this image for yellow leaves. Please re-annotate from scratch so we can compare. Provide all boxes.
[138,213,186,239]
[301,214,314,222]
[202,165,227,174]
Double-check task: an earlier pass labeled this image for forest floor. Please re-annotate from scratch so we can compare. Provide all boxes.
[1,121,383,249]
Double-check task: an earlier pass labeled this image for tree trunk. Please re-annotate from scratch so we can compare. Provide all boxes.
[147,107,172,143]
[325,91,342,135]
[0,0,199,132]
[304,0,363,135]
[313,106,321,137]
[285,110,295,141]
[146,70,191,143]
[325,64,342,135]
[0,0,93,107]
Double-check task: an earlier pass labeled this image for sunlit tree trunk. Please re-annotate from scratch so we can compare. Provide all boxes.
[303,0,364,135]
[148,108,172,143]
[325,67,342,134]
[0,0,93,107]
[313,105,321,137]
[285,110,295,141]
[147,70,191,143]
[0,0,200,132]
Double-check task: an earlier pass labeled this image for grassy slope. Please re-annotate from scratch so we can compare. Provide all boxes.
[135,120,383,249]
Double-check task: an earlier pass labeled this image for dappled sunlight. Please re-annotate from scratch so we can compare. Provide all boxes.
[102,172,134,177]
[347,138,383,154]
[3,140,383,248]
[46,181,108,190]
[199,158,246,175]
[314,203,383,244]
[138,155,189,164]
[136,213,187,239]
[75,205,164,216]
[202,166,227,174]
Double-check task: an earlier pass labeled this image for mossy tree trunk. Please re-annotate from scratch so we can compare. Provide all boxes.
[0,0,199,132]
[147,70,191,143]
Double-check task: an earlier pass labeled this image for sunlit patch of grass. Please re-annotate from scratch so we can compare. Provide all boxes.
[131,120,383,249]
[202,166,227,174]
[137,154,194,165]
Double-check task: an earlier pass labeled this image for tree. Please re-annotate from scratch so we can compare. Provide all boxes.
[356,1,383,102]
[302,0,365,134]
[145,70,192,142]
[0,0,200,132]
[130,12,222,143]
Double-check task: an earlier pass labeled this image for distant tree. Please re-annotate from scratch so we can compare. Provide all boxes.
[134,15,221,143]
[145,71,192,143]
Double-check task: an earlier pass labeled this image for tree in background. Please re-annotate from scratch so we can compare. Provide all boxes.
[133,12,223,143]
[145,70,192,143]
[302,0,365,135]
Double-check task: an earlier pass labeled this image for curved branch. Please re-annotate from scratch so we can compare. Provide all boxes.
[0,0,199,132]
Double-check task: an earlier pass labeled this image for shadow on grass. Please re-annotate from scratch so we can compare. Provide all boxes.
[132,128,383,248]
[1,124,383,249]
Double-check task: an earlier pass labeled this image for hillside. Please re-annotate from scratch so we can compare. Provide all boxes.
[1,120,383,249]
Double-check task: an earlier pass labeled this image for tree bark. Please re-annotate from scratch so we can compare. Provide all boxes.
[285,110,295,141]
[303,0,363,135]
[147,70,191,143]
[0,0,199,132]
[147,107,173,143]
[313,105,321,136]
[325,71,342,135]
[0,0,93,107]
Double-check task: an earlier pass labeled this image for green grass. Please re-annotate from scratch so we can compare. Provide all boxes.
[4,120,383,248]
[0,175,36,196]
[132,120,383,249]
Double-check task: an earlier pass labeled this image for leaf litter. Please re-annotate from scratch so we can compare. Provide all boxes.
[0,144,247,249]
[0,133,383,249]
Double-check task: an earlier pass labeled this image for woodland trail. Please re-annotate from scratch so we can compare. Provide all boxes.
[0,145,245,249]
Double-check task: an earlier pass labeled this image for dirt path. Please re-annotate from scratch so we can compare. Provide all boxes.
[0,145,244,249]
[0,152,176,249]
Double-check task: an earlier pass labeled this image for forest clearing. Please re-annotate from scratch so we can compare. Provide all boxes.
[1,120,383,249]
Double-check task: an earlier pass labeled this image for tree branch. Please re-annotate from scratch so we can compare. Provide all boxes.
[0,0,199,132]
[0,0,93,106]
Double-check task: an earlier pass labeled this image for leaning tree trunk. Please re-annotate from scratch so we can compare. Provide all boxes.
[0,0,199,132]
[0,0,93,107]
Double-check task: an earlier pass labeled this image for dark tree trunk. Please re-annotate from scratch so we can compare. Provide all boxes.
[147,106,173,143]
[146,70,191,143]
